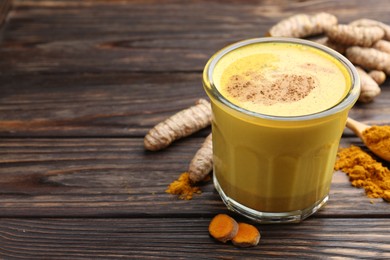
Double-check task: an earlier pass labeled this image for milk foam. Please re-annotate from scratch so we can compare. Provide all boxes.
[214,42,350,117]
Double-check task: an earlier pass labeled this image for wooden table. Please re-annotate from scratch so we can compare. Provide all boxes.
[1,0,389,258]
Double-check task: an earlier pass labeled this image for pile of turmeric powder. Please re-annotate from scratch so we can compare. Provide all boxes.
[334,145,390,202]
[363,125,390,161]
[165,172,201,200]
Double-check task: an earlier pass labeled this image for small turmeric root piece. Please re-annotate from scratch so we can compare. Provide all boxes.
[355,67,381,103]
[373,39,390,54]
[267,12,337,38]
[346,46,390,75]
[189,134,213,183]
[350,18,390,41]
[325,25,384,47]
[232,223,261,248]
[144,99,212,151]
[209,214,239,243]
[369,70,387,85]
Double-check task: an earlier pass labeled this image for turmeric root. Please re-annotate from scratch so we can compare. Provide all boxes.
[267,14,311,37]
[368,70,387,85]
[325,25,384,47]
[313,36,347,54]
[189,134,213,183]
[310,12,338,34]
[144,99,212,151]
[355,67,381,103]
[232,223,261,248]
[267,12,337,38]
[346,46,390,75]
[350,18,390,41]
[208,214,239,243]
[373,39,390,54]
[166,134,212,199]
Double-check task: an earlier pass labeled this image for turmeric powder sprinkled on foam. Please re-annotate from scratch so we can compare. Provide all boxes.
[166,172,201,200]
[334,145,390,201]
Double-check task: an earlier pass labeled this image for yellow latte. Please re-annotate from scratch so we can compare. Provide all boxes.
[213,42,351,116]
[203,39,359,221]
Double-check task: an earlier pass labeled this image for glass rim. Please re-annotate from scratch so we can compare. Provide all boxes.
[203,37,361,121]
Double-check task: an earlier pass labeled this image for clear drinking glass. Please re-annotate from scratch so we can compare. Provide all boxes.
[203,38,360,223]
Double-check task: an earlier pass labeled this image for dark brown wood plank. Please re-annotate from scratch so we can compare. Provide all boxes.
[0,217,389,259]
[0,137,388,218]
[1,0,390,73]
[0,72,208,137]
[0,72,389,137]
[0,0,12,29]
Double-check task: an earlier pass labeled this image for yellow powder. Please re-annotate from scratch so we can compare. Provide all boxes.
[363,125,390,160]
[334,145,390,201]
[166,172,201,200]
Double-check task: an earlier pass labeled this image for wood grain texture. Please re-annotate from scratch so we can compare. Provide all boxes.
[0,218,389,259]
[0,0,12,29]
[0,137,388,218]
[0,72,207,137]
[0,72,389,137]
[1,1,390,258]
[1,0,390,73]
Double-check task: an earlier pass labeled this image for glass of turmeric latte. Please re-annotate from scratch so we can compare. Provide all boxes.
[203,38,360,223]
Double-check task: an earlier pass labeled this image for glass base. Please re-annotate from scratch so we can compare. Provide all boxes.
[214,175,328,224]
